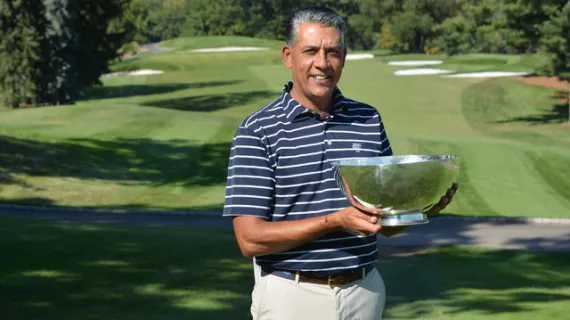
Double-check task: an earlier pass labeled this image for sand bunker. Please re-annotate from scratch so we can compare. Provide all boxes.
[443,71,530,78]
[346,53,375,60]
[394,68,453,76]
[393,69,531,78]
[102,69,164,77]
[187,46,269,53]
[388,60,443,66]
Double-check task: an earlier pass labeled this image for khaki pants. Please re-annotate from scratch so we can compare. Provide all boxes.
[251,267,386,320]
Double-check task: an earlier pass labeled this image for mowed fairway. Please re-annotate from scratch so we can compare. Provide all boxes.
[0,36,569,218]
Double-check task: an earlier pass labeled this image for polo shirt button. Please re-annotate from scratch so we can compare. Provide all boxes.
[326,140,332,145]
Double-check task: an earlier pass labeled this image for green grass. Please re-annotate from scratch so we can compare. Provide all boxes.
[0,35,569,218]
[0,214,569,320]
[376,52,539,74]
[0,68,274,210]
[159,35,285,51]
[110,50,284,73]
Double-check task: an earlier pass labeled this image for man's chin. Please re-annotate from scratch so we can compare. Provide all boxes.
[310,86,334,97]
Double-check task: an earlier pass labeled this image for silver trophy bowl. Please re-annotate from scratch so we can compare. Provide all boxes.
[330,155,460,226]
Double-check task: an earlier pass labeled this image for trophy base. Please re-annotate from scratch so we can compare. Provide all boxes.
[379,212,429,226]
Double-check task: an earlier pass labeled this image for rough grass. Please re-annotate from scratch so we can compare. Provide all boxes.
[0,35,569,218]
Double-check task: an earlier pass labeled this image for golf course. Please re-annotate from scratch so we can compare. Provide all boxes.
[1,36,570,319]
[1,36,569,219]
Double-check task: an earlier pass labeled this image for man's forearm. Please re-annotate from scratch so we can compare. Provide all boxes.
[233,214,340,258]
[233,206,383,258]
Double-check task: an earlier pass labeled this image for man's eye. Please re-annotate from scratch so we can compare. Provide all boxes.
[328,51,341,58]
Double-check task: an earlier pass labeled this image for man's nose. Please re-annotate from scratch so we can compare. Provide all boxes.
[314,50,328,69]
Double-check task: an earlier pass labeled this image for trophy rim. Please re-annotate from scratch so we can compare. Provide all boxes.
[329,154,459,167]
[379,213,429,226]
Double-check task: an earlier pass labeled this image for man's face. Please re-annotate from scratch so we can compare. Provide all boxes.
[282,23,346,107]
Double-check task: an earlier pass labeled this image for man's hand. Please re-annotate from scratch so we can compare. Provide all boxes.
[380,182,459,238]
[425,182,459,215]
[328,206,383,236]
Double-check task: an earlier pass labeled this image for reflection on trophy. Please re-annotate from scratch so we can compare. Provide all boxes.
[330,155,460,226]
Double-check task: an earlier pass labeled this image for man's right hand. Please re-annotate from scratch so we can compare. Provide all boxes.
[328,206,383,236]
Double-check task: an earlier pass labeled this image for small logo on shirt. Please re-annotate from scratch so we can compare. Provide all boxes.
[352,142,362,153]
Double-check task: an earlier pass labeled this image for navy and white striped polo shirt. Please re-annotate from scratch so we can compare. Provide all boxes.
[223,80,393,275]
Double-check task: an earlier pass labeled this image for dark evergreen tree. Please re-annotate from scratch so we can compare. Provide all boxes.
[537,1,570,123]
[0,0,129,107]
[0,0,49,108]
[67,1,130,94]
[43,0,77,104]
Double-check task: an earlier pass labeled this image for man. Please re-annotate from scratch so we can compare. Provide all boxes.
[223,5,458,320]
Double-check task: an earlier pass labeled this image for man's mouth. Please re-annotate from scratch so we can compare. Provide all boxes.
[312,75,330,80]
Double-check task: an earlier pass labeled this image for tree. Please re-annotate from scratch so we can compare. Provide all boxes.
[68,1,130,94]
[343,0,382,50]
[433,13,476,55]
[498,0,555,53]
[0,1,129,108]
[380,0,462,53]
[0,0,50,108]
[43,0,77,105]
[433,0,504,55]
[378,24,401,51]
[536,2,570,122]
[147,0,189,41]
[181,0,381,50]
[108,0,153,45]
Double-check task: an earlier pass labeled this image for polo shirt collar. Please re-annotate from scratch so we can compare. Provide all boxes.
[280,80,346,122]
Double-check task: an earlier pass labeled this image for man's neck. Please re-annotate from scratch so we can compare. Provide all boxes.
[290,87,332,113]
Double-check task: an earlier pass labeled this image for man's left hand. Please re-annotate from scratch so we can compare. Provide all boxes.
[425,182,459,215]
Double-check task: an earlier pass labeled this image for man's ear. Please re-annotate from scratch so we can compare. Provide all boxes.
[341,47,347,68]
[282,45,293,69]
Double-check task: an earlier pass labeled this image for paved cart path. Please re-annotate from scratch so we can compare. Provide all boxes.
[1,205,569,253]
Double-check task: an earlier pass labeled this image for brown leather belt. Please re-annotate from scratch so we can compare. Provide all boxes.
[261,264,375,288]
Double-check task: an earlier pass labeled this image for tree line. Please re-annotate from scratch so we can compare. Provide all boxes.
[0,0,129,108]
[1,0,569,109]
[117,0,568,75]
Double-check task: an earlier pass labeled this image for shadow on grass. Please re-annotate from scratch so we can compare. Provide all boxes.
[0,215,253,320]
[497,103,569,124]
[81,80,243,100]
[0,197,55,206]
[377,244,570,318]
[0,198,225,217]
[1,214,569,320]
[0,135,231,188]
[142,90,277,112]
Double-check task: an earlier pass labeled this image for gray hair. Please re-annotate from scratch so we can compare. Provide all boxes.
[286,6,346,48]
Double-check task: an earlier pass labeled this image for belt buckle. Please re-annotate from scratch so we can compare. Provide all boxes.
[327,275,335,288]
[328,275,345,288]
[327,267,366,288]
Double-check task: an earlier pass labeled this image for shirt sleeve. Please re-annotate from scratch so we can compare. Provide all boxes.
[222,124,275,220]
[378,112,393,156]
